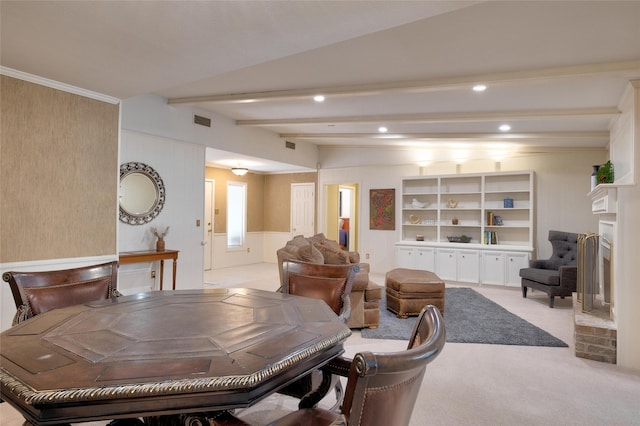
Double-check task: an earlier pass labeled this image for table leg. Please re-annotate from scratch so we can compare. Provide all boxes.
[172,258,177,290]
[159,260,165,291]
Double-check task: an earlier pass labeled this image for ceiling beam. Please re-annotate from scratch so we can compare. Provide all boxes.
[280,131,609,141]
[167,60,640,104]
[236,108,620,126]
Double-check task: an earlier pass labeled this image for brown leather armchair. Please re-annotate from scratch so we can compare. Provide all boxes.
[2,261,119,325]
[213,305,445,426]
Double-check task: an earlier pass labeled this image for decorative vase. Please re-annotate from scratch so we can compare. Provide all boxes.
[452,218,459,225]
[591,165,600,191]
[156,237,165,252]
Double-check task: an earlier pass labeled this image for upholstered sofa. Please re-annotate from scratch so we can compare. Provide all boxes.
[277,234,382,329]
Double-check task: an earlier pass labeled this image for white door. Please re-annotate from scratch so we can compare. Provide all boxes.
[204,179,214,270]
[291,183,315,237]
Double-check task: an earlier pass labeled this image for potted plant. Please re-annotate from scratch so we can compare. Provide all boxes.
[599,161,614,184]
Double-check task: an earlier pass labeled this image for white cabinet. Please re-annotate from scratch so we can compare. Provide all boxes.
[434,248,479,283]
[506,252,529,286]
[436,248,457,280]
[480,250,530,287]
[482,252,506,285]
[457,249,480,283]
[397,243,528,286]
[397,245,435,270]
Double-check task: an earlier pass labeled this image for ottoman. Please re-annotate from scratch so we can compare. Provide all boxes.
[385,268,445,318]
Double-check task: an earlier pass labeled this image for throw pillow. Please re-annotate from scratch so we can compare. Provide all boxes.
[298,244,324,264]
[313,243,350,265]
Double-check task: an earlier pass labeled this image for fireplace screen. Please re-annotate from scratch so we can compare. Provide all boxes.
[578,233,612,319]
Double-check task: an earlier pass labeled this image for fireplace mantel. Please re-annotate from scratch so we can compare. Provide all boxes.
[589,182,634,215]
[590,184,618,214]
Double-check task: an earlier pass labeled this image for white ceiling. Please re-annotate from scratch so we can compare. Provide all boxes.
[2,1,640,172]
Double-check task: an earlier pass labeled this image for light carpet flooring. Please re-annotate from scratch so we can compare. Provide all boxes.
[2,263,639,425]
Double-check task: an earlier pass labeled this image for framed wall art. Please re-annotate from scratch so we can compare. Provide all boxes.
[369,188,395,230]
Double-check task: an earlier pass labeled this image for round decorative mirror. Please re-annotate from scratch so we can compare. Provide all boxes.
[119,162,165,225]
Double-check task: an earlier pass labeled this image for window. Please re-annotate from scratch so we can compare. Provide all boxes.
[227,182,246,249]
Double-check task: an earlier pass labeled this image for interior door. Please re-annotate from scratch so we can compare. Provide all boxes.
[291,183,315,237]
[204,179,214,270]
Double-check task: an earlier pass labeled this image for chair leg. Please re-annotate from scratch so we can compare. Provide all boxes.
[548,296,555,308]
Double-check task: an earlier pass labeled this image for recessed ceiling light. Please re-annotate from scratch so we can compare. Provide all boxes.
[499,124,511,132]
[473,84,487,92]
[313,95,325,102]
[378,126,388,133]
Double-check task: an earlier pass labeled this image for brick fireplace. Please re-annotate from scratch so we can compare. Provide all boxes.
[576,185,619,364]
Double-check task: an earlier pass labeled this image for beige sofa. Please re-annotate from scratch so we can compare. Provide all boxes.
[277,234,382,329]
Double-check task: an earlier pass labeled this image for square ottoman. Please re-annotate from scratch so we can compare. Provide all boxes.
[385,268,445,318]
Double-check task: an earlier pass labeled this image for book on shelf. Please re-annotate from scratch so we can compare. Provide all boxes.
[484,231,499,245]
[486,211,503,226]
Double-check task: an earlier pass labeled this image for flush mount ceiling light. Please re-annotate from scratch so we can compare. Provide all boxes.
[499,124,511,132]
[473,84,487,92]
[313,95,325,102]
[231,167,248,176]
[378,126,388,133]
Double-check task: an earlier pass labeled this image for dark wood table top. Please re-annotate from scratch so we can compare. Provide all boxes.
[0,288,351,425]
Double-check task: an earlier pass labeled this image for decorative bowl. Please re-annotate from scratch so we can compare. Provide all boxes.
[447,235,471,243]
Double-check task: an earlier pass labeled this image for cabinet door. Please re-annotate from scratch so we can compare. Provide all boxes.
[482,252,505,285]
[506,252,529,287]
[457,250,480,283]
[397,246,415,269]
[415,247,435,271]
[436,249,457,281]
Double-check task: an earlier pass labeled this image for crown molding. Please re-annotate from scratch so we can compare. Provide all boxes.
[0,67,120,104]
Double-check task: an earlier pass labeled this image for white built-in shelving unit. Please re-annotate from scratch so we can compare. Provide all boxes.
[396,170,534,286]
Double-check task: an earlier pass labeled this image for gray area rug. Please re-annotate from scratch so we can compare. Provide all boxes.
[362,288,568,347]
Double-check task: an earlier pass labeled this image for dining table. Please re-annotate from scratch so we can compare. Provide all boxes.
[0,288,352,425]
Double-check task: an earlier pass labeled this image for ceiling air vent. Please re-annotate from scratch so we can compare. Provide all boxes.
[285,141,296,150]
[193,115,211,127]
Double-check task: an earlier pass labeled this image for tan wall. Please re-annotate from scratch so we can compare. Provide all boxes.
[205,168,317,234]
[205,167,265,233]
[0,76,119,262]
[264,172,317,232]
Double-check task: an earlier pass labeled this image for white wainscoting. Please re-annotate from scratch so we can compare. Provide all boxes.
[118,263,156,296]
[211,232,265,269]
[262,232,293,264]
[0,255,117,332]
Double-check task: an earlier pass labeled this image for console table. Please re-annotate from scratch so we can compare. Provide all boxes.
[119,249,179,290]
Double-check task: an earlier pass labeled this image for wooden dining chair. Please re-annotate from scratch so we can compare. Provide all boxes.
[282,259,356,323]
[278,259,356,406]
[2,261,119,325]
[212,305,446,426]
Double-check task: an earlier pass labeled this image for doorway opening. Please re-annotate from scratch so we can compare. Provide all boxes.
[325,183,358,252]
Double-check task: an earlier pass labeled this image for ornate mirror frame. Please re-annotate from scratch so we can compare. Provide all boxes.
[119,162,166,225]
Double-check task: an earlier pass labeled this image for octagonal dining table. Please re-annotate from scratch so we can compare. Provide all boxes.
[0,288,351,425]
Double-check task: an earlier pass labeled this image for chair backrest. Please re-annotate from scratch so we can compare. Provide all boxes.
[2,261,118,323]
[282,259,355,317]
[342,305,445,426]
[547,230,579,268]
